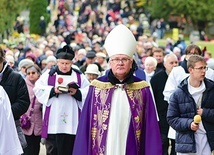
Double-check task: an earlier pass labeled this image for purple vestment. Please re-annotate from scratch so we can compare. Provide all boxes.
[73,75,162,155]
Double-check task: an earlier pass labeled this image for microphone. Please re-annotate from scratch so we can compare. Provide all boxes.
[194,115,201,125]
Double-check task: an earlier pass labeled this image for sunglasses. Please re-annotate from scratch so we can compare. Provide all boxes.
[27,72,36,75]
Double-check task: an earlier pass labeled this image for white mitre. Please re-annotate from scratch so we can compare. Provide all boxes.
[104,24,136,58]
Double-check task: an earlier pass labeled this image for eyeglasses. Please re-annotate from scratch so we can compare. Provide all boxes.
[27,72,36,75]
[110,58,131,64]
[193,66,208,71]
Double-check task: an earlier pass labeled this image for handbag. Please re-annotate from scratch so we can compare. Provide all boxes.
[20,96,36,129]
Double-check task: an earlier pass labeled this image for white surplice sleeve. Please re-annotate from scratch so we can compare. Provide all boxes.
[77,73,90,110]
[33,70,54,106]
[163,66,188,102]
[206,68,214,81]
[0,86,23,155]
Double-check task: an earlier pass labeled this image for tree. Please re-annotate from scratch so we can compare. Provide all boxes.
[0,0,29,34]
[149,0,214,32]
[168,0,214,30]
[29,0,49,34]
[148,0,171,20]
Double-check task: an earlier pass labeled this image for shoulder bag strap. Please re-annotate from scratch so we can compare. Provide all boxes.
[29,96,36,117]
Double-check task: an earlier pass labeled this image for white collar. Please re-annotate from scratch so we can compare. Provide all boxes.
[188,77,206,96]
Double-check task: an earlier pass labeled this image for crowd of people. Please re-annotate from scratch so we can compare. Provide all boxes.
[1,0,214,155]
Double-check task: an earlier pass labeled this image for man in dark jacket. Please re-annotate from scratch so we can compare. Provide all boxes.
[79,50,96,73]
[0,47,30,147]
[151,53,178,155]
[151,47,165,74]
[167,55,214,155]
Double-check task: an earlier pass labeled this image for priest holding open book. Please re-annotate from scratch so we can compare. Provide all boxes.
[33,45,89,155]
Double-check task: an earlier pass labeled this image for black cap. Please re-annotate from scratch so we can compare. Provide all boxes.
[86,51,96,58]
[55,45,74,60]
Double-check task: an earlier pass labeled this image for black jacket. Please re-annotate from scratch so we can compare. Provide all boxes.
[167,77,214,153]
[0,62,30,120]
[150,70,169,135]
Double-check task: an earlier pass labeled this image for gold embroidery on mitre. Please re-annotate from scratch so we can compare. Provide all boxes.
[91,80,114,89]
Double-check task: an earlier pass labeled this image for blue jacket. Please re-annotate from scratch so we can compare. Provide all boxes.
[167,77,214,153]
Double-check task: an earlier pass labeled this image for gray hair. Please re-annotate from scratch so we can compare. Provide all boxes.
[163,53,177,62]
[144,56,157,67]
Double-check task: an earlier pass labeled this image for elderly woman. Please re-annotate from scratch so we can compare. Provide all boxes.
[21,64,42,155]
[144,56,157,84]
[84,64,101,82]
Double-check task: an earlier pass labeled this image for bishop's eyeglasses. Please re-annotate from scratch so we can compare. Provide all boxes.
[110,58,131,64]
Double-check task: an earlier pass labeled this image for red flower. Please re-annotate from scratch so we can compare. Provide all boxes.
[58,77,63,84]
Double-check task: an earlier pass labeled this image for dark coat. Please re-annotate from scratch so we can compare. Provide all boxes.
[150,70,169,134]
[167,77,214,153]
[155,62,165,74]
[79,64,87,73]
[0,62,30,120]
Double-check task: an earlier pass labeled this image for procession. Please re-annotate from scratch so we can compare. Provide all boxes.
[1,0,214,155]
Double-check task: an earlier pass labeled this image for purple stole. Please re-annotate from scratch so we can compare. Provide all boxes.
[41,72,81,138]
[90,81,147,155]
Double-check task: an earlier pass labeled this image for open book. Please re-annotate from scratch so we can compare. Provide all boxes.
[58,82,80,93]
